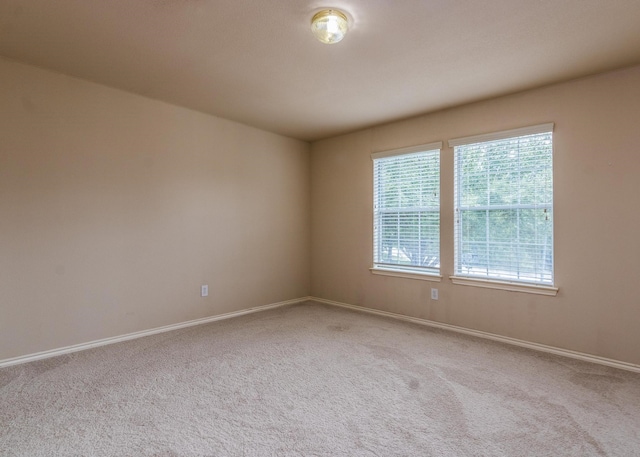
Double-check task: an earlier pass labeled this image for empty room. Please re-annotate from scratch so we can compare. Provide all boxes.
[1,1,640,455]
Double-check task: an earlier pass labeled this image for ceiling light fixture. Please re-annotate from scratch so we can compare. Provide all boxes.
[311,9,349,44]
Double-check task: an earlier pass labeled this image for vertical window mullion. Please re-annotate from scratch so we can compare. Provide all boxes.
[418,167,423,265]
[485,208,490,277]
[486,151,490,278]
[396,210,400,264]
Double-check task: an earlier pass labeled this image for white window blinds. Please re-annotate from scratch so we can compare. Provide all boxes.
[372,143,441,275]
[450,124,554,285]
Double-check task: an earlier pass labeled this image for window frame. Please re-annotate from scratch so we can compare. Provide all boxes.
[371,141,443,281]
[448,124,558,295]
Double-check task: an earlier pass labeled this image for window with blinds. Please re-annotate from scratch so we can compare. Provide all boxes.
[450,124,554,285]
[372,142,441,275]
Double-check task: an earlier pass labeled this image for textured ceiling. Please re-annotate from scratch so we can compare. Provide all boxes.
[1,0,640,141]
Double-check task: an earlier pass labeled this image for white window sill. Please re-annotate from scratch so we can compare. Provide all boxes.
[449,276,558,296]
[370,267,442,282]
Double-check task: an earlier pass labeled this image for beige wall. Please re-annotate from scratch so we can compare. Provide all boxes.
[0,58,311,360]
[311,65,640,366]
[3,54,640,368]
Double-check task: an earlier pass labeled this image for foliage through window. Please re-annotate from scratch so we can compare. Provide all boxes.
[372,143,441,275]
[451,124,554,285]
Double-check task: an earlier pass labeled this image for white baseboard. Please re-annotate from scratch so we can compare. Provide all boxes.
[310,297,640,374]
[5,295,638,374]
[0,297,310,368]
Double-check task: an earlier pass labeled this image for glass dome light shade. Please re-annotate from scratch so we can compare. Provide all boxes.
[311,9,349,44]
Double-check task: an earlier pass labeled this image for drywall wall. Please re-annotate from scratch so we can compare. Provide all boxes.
[0,58,310,361]
[311,65,640,366]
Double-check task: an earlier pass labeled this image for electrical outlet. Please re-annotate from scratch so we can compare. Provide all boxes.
[201,285,209,297]
[431,288,439,300]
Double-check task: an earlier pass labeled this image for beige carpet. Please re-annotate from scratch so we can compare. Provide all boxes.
[1,301,639,456]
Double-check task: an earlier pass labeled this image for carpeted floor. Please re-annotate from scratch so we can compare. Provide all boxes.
[1,301,639,456]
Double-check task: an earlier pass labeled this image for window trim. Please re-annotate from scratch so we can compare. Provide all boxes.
[449,275,558,296]
[448,123,554,148]
[371,141,443,160]
[370,266,442,282]
[371,141,443,277]
[450,123,555,288]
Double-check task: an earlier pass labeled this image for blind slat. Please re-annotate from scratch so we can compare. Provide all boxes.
[453,130,554,285]
[373,147,440,273]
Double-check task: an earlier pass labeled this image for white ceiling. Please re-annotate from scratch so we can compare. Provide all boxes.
[1,0,640,141]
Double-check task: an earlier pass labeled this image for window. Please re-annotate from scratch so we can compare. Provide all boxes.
[450,124,554,287]
[372,142,442,278]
